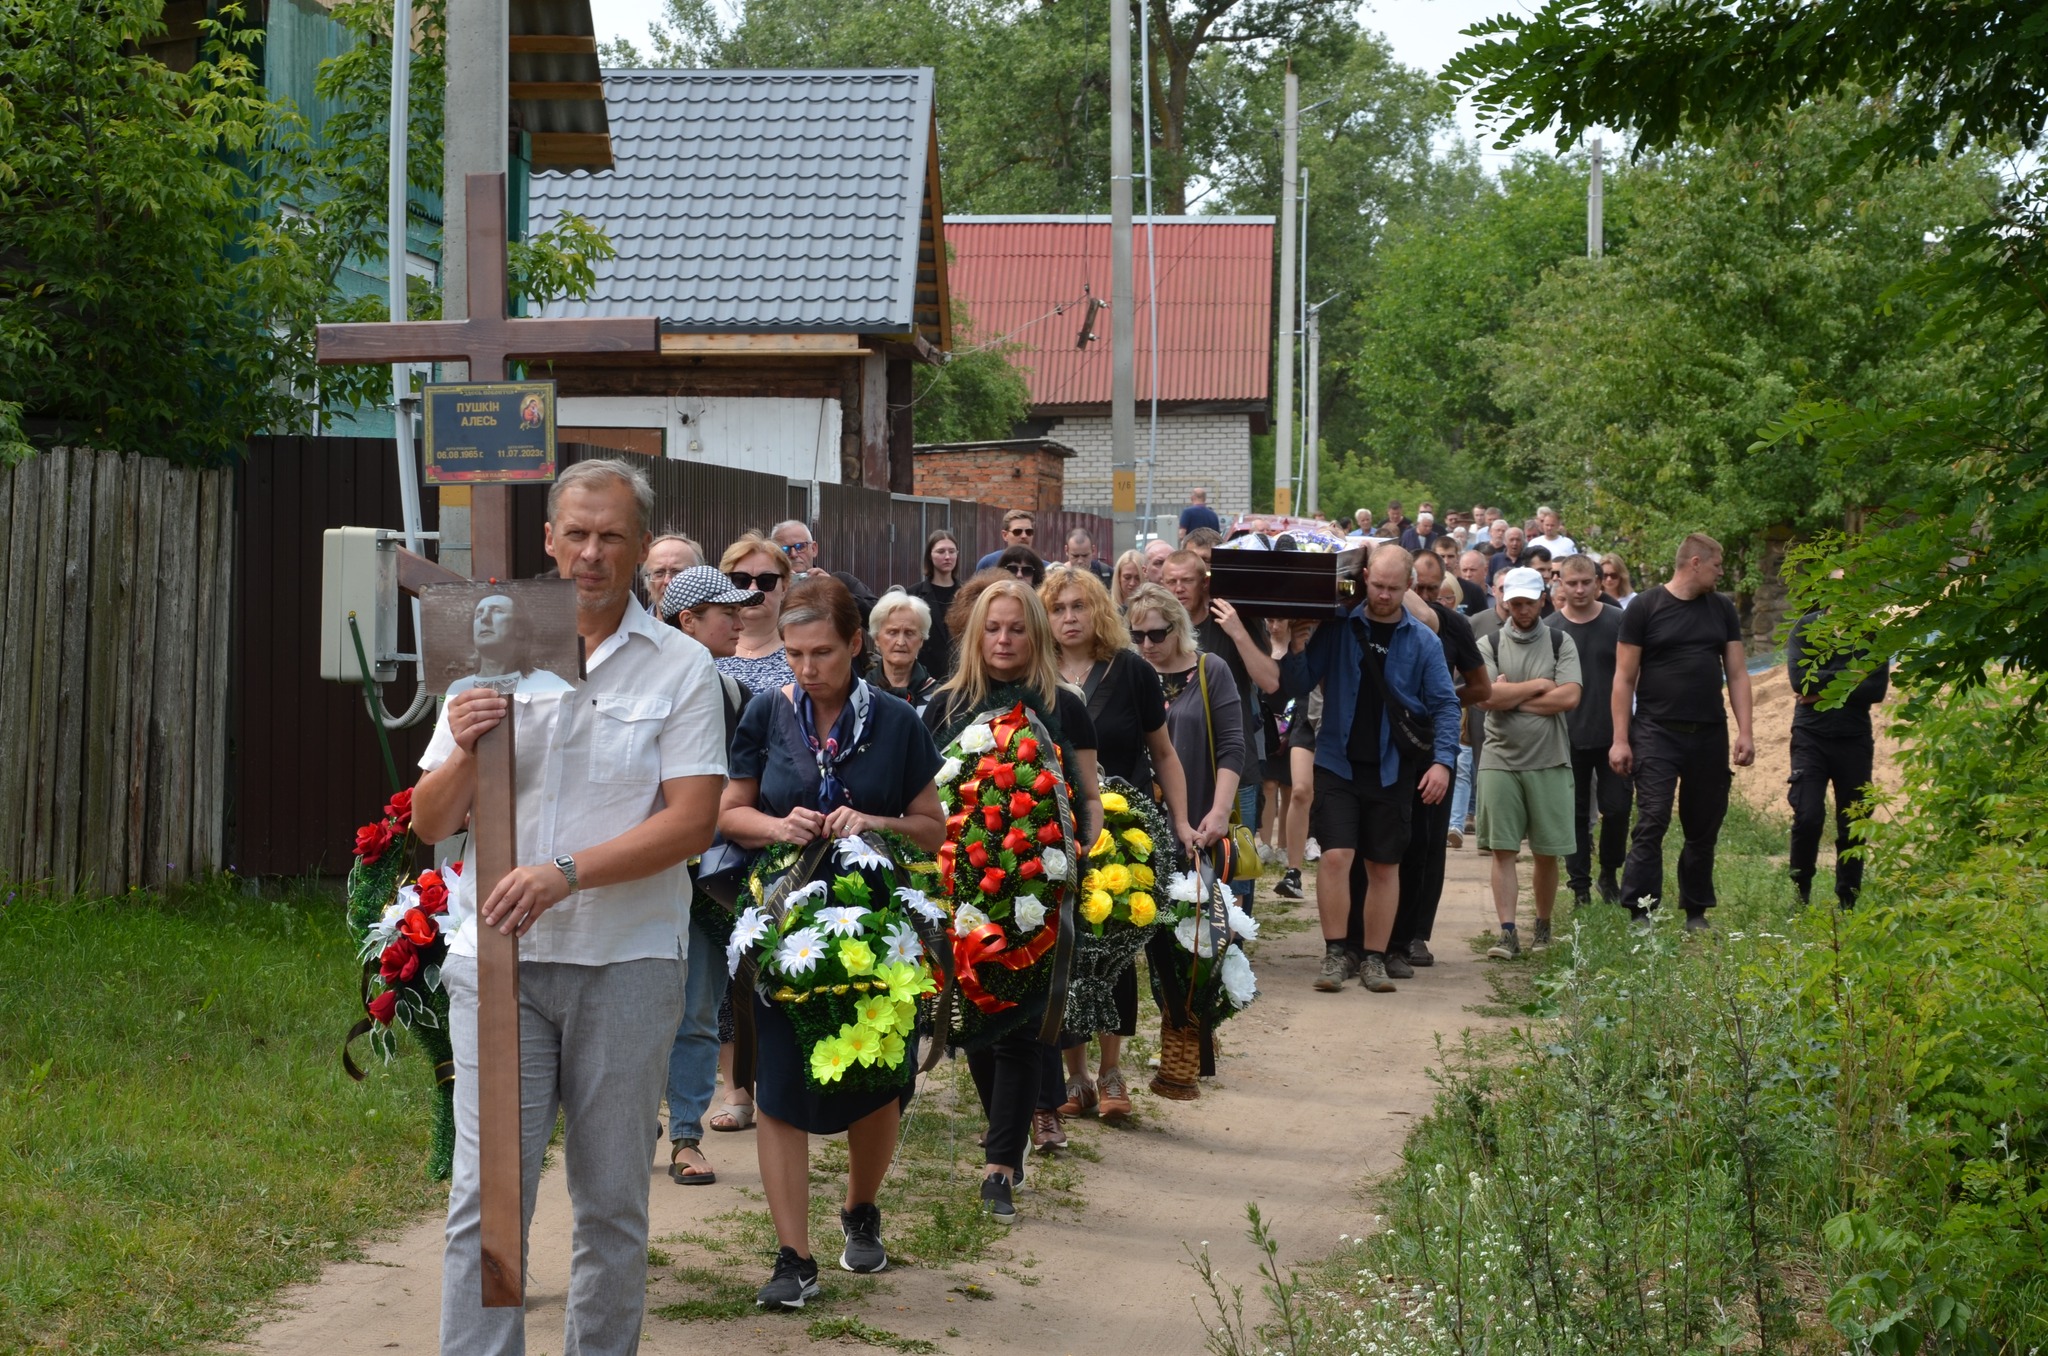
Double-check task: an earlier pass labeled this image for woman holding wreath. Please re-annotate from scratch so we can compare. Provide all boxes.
[923,580,1103,1226]
[718,576,947,1308]
[1041,565,1197,1123]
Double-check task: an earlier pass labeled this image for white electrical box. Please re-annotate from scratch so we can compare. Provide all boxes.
[321,527,401,682]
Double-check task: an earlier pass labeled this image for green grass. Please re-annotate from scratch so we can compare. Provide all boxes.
[0,877,447,1354]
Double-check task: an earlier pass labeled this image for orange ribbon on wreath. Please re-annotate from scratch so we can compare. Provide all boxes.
[952,920,1060,1014]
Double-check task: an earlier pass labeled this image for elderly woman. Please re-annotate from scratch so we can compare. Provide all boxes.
[867,588,938,712]
[1111,549,1146,612]
[908,529,962,678]
[994,543,1045,589]
[718,575,947,1307]
[1040,565,1196,1125]
[1126,582,1246,856]
[923,580,1103,1227]
[718,532,796,692]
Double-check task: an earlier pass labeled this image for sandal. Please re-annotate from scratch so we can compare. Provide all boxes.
[669,1139,717,1185]
[1056,1075,1098,1118]
[708,1100,756,1132]
[1097,1067,1133,1123]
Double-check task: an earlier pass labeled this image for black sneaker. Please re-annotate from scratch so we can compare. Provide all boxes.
[1571,888,1591,909]
[1273,868,1304,900]
[1407,939,1435,968]
[756,1246,820,1309]
[1597,874,1621,905]
[839,1202,888,1273]
[980,1172,1017,1227]
[1383,950,1416,980]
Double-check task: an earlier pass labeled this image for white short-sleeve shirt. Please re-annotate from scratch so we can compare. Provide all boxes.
[421,599,727,966]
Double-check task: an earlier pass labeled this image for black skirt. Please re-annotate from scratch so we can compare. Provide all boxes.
[752,991,918,1136]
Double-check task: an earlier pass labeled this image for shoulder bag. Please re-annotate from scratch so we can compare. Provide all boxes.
[1196,654,1264,879]
[1359,621,1436,763]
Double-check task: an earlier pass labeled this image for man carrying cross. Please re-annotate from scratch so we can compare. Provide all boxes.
[412,457,728,1354]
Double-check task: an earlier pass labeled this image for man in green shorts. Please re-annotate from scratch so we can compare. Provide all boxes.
[1475,567,1582,957]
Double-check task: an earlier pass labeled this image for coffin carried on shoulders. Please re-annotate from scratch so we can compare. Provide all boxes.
[1207,537,1366,618]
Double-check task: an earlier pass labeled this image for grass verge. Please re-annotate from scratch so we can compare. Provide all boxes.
[0,878,445,1354]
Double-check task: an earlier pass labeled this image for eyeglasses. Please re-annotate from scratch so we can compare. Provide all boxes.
[1130,625,1174,645]
[779,541,813,554]
[648,567,682,582]
[1600,571,1621,580]
[1003,564,1036,577]
[1009,527,1035,539]
[727,570,782,592]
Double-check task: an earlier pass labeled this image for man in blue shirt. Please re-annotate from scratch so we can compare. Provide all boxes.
[974,509,1043,570]
[1178,487,1222,540]
[1280,545,1462,994]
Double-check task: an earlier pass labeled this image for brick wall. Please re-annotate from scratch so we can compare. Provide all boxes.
[913,444,1069,514]
[1052,412,1252,519]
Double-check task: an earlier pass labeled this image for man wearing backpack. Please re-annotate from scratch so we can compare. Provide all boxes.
[1475,568,1582,957]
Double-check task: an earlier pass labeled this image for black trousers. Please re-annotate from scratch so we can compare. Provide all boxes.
[1787,727,1874,907]
[1390,783,1454,951]
[1567,745,1633,896]
[1617,718,1731,913]
[968,1026,1043,1173]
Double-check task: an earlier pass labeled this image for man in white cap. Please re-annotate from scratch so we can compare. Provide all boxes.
[1474,567,1581,958]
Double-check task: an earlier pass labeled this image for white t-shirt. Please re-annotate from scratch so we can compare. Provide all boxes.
[420,600,728,966]
[1532,533,1578,557]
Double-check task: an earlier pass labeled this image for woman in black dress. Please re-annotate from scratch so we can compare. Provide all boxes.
[1040,565,1198,1123]
[907,529,962,678]
[923,580,1102,1226]
[719,576,946,1307]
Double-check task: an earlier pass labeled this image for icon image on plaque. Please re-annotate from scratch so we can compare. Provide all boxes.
[422,380,558,484]
[421,580,581,696]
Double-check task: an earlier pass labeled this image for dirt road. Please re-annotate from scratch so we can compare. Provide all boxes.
[236,846,1511,1356]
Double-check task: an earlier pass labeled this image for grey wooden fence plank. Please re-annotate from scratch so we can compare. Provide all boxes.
[151,468,197,886]
[188,471,220,877]
[125,456,165,888]
[0,459,27,882]
[25,449,71,886]
[204,468,234,875]
[80,451,127,892]
[51,450,95,893]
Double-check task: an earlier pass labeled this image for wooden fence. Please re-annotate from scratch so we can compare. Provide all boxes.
[0,447,234,893]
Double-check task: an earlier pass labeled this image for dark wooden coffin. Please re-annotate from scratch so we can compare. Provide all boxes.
[1208,544,1366,618]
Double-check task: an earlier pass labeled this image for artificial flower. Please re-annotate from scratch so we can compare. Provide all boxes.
[959,723,996,753]
[1080,891,1113,925]
[1036,819,1065,846]
[379,938,421,983]
[1166,871,1204,903]
[837,938,877,975]
[1032,769,1056,795]
[1002,826,1032,854]
[1099,790,1130,816]
[415,869,449,915]
[383,787,414,826]
[1130,863,1155,890]
[1226,902,1261,942]
[811,1037,855,1084]
[1090,828,1114,858]
[855,994,897,1031]
[1174,916,1218,958]
[881,919,923,965]
[878,1030,907,1066]
[877,961,928,1004]
[978,867,1008,895]
[784,879,829,910]
[398,907,439,948]
[1220,944,1258,1007]
[1015,736,1039,762]
[776,926,827,975]
[1017,858,1044,880]
[1007,791,1037,819]
[895,886,948,925]
[841,1022,883,1066]
[1040,847,1070,881]
[834,836,891,872]
[367,989,399,1025]
[953,902,991,936]
[730,906,771,952]
[981,806,1005,832]
[817,904,871,937]
[379,894,413,931]
[1097,863,1132,894]
[1014,897,1047,932]
[1121,828,1155,858]
[966,840,990,869]
[354,820,395,862]
[992,763,1017,791]
[937,755,962,784]
[1127,892,1157,927]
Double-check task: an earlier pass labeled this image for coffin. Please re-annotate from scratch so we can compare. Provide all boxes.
[1208,543,1366,618]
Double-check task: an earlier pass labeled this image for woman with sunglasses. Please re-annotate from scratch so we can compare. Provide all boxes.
[718,532,796,694]
[1599,553,1637,608]
[923,580,1103,1226]
[908,529,963,678]
[1041,566,1196,1124]
[995,544,1045,589]
[1126,582,1246,859]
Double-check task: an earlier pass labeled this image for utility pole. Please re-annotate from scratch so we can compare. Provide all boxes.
[1109,0,1138,551]
[1304,304,1322,518]
[1274,69,1297,518]
[1295,165,1310,510]
[1588,134,1604,259]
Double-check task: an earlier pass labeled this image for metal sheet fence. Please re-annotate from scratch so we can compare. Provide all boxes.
[0,447,233,893]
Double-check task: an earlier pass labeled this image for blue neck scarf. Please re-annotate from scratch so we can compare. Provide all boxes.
[793,678,873,811]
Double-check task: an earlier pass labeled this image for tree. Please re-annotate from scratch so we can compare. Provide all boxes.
[910,302,1034,445]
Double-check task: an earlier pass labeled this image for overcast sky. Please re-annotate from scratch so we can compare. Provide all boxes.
[584,0,1562,160]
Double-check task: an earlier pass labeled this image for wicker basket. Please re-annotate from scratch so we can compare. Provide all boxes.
[1149,1021,1203,1101]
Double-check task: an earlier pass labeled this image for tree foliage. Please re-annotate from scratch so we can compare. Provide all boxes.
[910,301,1034,445]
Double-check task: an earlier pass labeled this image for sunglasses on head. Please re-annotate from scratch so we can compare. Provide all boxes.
[727,570,782,592]
[1130,625,1174,645]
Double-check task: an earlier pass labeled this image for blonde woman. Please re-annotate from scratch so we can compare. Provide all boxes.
[1040,566,1195,1122]
[1111,549,1146,611]
[719,532,795,692]
[1125,583,1246,855]
[923,580,1103,1226]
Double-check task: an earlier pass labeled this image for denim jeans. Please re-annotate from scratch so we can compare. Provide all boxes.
[665,920,727,1143]
[1449,744,1475,828]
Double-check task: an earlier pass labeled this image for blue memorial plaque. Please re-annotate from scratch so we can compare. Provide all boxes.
[422,381,557,484]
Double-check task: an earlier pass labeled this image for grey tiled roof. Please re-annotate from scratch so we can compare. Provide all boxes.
[529,68,936,334]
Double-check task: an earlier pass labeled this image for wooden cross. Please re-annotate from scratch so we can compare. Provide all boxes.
[317,172,658,1308]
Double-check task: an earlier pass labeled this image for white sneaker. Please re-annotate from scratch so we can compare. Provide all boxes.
[1304,837,1321,862]
[1446,827,1464,850]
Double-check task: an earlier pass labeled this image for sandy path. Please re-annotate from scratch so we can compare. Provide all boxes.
[235,847,1508,1356]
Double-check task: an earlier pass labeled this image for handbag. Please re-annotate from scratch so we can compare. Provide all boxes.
[1196,654,1264,879]
[1359,624,1435,763]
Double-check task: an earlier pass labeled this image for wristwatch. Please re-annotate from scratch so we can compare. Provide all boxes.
[553,853,579,893]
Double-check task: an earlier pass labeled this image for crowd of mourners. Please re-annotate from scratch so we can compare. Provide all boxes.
[416,461,1892,1348]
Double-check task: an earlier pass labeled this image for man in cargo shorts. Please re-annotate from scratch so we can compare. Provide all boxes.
[1475,567,1582,958]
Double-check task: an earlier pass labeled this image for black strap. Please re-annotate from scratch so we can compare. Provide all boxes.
[1079,658,1111,715]
[1359,621,1418,720]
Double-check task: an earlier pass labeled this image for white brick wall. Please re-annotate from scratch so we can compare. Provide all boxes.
[1052,412,1253,521]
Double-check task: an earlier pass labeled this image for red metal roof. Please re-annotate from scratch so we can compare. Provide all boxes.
[943,216,1274,410]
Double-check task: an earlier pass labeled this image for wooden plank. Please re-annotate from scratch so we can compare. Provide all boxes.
[508,80,603,101]
[527,133,613,172]
[51,450,95,893]
[208,464,233,874]
[507,33,596,53]
[125,456,165,889]
[658,332,868,357]
[861,352,890,489]
[0,459,25,882]
[190,470,228,876]
[150,469,197,886]
[80,452,127,892]
[26,449,71,886]
[101,454,141,890]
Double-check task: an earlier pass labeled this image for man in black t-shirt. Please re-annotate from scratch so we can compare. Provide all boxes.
[1786,605,1890,908]
[1610,533,1756,930]
[1545,554,1630,906]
